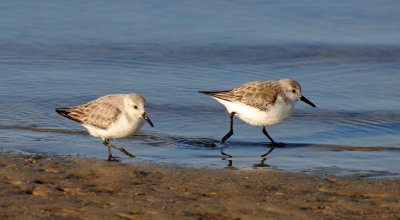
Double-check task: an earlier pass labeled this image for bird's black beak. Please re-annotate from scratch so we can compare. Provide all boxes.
[142,112,154,127]
[300,96,316,108]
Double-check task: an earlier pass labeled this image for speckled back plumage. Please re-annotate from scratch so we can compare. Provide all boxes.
[56,95,124,130]
[201,81,285,111]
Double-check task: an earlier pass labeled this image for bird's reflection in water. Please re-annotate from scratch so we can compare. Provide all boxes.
[220,148,234,168]
[253,147,274,168]
[220,147,275,168]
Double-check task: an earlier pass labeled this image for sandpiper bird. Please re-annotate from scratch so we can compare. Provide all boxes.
[55,93,154,161]
[199,79,316,145]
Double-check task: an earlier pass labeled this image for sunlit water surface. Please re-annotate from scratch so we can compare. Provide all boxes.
[0,0,399,178]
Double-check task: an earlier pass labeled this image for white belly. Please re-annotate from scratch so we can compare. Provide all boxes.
[83,114,145,139]
[215,97,293,126]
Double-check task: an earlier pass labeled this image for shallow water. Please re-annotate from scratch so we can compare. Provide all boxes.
[1,0,399,178]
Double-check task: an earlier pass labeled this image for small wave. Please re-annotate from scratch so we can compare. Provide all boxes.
[0,124,87,135]
[2,124,398,153]
[1,43,399,66]
[292,110,400,123]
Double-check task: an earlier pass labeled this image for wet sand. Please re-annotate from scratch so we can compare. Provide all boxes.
[0,153,399,219]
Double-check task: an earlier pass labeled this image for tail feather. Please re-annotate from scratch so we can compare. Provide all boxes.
[55,108,68,114]
[55,108,83,124]
[198,91,213,95]
[198,90,231,95]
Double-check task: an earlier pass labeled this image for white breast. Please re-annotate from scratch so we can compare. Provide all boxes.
[83,114,145,139]
[214,96,294,126]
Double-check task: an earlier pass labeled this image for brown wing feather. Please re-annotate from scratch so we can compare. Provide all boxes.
[57,101,122,130]
[82,102,121,129]
[55,108,85,124]
[201,81,281,110]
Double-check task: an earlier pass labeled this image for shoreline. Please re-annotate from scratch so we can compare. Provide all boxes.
[0,153,399,219]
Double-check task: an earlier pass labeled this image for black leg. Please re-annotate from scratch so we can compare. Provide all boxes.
[262,126,278,145]
[102,139,135,161]
[220,112,236,144]
[261,147,274,157]
[106,140,116,161]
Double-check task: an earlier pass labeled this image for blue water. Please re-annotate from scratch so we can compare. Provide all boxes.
[1,0,399,178]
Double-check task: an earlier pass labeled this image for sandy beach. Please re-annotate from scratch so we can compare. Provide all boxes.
[0,153,399,219]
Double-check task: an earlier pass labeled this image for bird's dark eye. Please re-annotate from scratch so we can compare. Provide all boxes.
[292,89,296,93]
[134,105,138,109]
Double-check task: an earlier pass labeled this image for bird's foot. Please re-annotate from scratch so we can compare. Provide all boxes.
[107,154,120,162]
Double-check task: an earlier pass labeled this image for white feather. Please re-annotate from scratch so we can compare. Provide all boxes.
[213,95,294,126]
[83,114,145,140]
[80,94,148,140]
